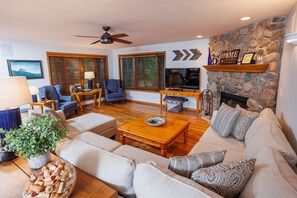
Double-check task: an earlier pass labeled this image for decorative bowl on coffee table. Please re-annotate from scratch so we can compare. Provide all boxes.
[145,116,166,127]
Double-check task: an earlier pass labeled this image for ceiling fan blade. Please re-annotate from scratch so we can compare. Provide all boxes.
[75,35,101,38]
[112,38,132,44]
[110,33,128,38]
[91,39,101,45]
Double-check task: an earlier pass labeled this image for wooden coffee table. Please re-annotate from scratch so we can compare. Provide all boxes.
[119,114,190,157]
[0,153,117,198]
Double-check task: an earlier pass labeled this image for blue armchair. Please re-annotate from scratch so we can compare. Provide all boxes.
[39,85,78,115]
[104,79,125,103]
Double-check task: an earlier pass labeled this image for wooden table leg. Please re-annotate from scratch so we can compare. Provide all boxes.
[119,131,126,144]
[161,145,168,157]
[160,93,163,114]
[76,95,83,111]
[51,102,56,111]
[93,94,97,107]
[184,130,188,144]
[98,90,101,108]
[196,96,199,116]
[40,105,44,114]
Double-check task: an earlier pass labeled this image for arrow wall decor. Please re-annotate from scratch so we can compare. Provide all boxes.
[172,50,183,61]
[172,48,202,61]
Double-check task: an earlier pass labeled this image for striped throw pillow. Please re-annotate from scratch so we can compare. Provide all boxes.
[212,103,241,138]
[168,150,226,178]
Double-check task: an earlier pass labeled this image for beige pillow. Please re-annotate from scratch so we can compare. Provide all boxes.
[244,123,297,169]
[56,139,136,197]
[191,159,256,198]
[240,147,297,198]
[133,162,221,198]
[45,109,66,128]
[168,150,226,178]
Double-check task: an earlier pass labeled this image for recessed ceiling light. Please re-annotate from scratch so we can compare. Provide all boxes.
[240,17,251,21]
[196,35,203,38]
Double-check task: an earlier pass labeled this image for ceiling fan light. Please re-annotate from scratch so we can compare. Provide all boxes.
[101,37,113,44]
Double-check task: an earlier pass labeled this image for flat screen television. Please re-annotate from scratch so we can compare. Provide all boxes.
[165,68,200,90]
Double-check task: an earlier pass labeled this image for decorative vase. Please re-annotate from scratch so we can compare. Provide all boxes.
[28,150,51,169]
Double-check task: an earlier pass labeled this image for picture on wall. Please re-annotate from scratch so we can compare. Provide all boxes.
[7,60,43,79]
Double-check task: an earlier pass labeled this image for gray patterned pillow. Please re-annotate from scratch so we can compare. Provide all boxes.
[191,159,256,198]
[168,150,226,178]
[212,103,241,138]
[231,105,259,141]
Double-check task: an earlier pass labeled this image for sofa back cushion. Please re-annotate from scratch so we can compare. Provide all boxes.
[240,147,297,198]
[245,108,281,144]
[133,162,222,198]
[212,103,241,138]
[244,123,297,169]
[55,139,136,197]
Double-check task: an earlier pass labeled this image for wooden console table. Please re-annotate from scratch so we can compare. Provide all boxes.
[159,90,202,116]
[30,100,55,114]
[0,154,117,198]
[71,88,102,111]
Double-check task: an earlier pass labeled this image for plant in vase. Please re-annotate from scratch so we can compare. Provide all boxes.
[1,115,67,169]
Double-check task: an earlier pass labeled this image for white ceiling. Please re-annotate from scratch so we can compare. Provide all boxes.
[0,0,296,49]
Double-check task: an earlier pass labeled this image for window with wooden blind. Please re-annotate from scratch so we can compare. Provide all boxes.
[47,52,108,95]
[119,52,165,91]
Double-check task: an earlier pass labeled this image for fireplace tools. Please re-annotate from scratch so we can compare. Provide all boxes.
[201,89,213,118]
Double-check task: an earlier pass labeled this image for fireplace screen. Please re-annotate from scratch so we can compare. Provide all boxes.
[220,92,248,109]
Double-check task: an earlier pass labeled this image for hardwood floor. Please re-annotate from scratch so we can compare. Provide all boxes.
[69,101,210,158]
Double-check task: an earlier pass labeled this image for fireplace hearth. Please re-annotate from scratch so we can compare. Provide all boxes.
[220,92,248,109]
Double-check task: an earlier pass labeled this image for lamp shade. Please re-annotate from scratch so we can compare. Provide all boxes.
[84,71,95,79]
[285,33,297,46]
[0,77,32,109]
[29,86,39,95]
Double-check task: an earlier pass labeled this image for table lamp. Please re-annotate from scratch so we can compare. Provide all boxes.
[29,86,39,102]
[0,77,32,161]
[84,71,95,89]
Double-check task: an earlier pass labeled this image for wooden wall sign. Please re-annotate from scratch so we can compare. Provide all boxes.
[172,48,202,61]
[219,49,240,65]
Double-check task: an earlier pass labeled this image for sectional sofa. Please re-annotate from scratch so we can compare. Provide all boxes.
[55,108,297,198]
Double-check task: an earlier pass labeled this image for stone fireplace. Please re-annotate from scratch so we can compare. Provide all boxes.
[208,16,286,112]
[220,91,248,109]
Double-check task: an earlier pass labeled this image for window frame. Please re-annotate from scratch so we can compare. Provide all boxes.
[118,51,166,92]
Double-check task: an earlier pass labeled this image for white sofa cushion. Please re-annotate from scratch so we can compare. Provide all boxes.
[240,147,297,198]
[244,123,297,168]
[190,127,245,162]
[133,162,222,198]
[74,131,122,151]
[66,113,116,137]
[55,139,136,197]
[112,145,168,168]
[245,108,281,145]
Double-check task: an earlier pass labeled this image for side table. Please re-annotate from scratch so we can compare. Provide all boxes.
[30,100,55,114]
[71,88,102,111]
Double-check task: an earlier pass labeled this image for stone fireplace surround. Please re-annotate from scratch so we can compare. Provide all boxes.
[208,16,286,112]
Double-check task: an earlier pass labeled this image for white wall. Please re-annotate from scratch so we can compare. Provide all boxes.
[276,2,297,153]
[0,38,112,88]
[112,39,209,109]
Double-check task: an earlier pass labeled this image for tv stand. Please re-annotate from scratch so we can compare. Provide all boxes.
[160,90,202,116]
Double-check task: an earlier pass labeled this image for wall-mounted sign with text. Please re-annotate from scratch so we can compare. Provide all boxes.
[219,49,240,65]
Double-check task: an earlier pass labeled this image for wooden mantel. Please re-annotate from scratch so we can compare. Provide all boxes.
[203,64,269,73]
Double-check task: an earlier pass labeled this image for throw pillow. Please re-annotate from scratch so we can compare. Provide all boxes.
[231,105,259,141]
[191,159,256,198]
[45,109,66,128]
[211,103,241,138]
[168,150,226,178]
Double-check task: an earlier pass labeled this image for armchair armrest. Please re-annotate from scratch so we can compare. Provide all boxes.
[118,88,124,94]
[60,95,72,102]
[104,89,110,95]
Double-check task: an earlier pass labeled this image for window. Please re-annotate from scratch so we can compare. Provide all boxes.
[119,52,165,91]
[47,52,108,95]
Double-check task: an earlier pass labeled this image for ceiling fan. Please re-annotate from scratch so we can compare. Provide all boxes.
[75,26,132,45]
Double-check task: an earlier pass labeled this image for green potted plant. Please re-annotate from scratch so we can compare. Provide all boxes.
[1,115,67,169]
